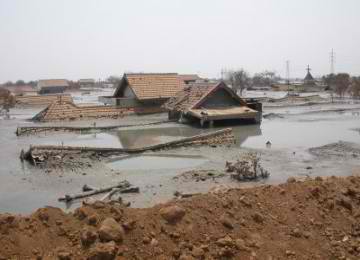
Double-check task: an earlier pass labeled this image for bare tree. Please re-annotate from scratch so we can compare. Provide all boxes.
[350,77,360,99]
[334,73,351,98]
[322,73,336,90]
[252,70,280,87]
[225,69,251,95]
[107,75,122,84]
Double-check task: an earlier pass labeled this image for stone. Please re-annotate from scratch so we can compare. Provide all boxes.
[87,214,99,226]
[192,246,205,259]
[87,242,118,260]
[74,207,92,220]
[291,228,302,238]
[159,205,186,224]
[216,236,234,247]
[98,218,125,242]
[57,247,72,260]
[235,238,250,252]
[336,197,353,211]
[122,220,136,231]
[315,176,323,181]
[252,213,264,223]
[150,238,159,247]
[80,228,98,247]
[220,215,234,229]
[179,254,196,260]
[287,177,296,183]
[37,209,49,222]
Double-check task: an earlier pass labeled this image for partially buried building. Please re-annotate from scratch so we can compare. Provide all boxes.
[164,81,262,127]
[111,73,186,113]
[37,79,69,95]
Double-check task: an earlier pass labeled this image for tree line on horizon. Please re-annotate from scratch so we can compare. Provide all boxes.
[2,71,360,98]
[225,69,360,98]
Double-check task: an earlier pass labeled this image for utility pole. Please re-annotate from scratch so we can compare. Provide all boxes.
[286,60,290,94]
[286,60,290,84]
[330,49,335,75]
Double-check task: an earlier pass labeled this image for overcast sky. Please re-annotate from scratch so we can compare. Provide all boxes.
[0,0,359,82]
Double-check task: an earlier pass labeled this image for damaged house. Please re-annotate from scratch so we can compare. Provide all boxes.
[164,81,262,127]
[107,73,186,113]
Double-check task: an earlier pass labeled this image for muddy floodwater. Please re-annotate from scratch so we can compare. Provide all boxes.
[1,97,360,213]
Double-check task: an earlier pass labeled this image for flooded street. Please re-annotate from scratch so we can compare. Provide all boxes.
[1,99,360,214]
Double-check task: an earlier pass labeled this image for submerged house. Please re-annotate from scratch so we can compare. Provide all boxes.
[79,79,96,88]
[164,81,262,127]
[109,73,186,112]
[37,79,69,95]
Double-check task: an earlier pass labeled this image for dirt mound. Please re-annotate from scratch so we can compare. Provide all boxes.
[1,176,360,259]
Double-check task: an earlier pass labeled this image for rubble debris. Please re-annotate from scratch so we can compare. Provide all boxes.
[226,152,270,181]
[58,181,135,203]
[16,119,175,136]
[15,94,73,106]
[23,128,235,167]
[173,170,225,182]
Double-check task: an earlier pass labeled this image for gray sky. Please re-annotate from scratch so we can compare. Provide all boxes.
[0,0,359,82]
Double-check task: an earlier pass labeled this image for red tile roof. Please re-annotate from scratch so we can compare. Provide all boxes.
[164,81,247,112]
[114,73,185,100]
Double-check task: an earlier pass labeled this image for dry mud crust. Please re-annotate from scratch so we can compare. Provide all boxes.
[1,176,360,259]
[309,141,360,159]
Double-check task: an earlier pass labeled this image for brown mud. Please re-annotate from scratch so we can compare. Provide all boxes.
[1,175,360,259]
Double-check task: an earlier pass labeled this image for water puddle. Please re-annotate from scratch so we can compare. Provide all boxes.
[107,154,208,171]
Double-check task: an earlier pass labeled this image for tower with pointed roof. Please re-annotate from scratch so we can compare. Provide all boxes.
[304,65,316,86]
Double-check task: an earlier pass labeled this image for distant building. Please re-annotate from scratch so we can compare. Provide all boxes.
[1,85,37,96]
[164,81,261,127]
[79,79,95,88]
[272,65,327,92]
[179,74,201,85]
[37,79,69,94]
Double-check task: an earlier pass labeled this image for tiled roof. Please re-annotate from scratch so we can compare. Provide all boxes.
[164,81,247,112]
[38,79,69,88]
[114,73,185,100]
[164,82,218,111]
[179,74,200,82]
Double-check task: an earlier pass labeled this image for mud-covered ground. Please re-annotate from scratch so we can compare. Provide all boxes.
[1,93,360,213]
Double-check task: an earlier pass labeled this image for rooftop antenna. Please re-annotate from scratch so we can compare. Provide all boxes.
[330,49,336,74]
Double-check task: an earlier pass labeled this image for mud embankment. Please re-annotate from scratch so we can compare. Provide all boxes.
[1,176,360,259]
[309,141,360,159]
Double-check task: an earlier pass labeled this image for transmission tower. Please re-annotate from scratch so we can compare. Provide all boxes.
[286,60,290,85]
[330,49,335,74]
